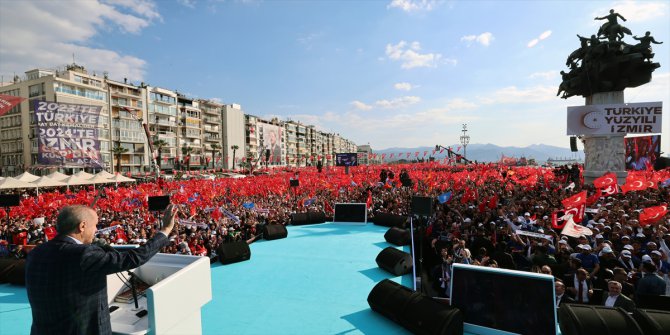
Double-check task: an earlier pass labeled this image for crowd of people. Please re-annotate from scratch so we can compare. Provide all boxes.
[1,162,669,309]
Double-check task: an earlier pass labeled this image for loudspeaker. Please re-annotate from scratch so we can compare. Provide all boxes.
[367,279,418,322]
[307,211,326,224]
[376,247,413,276]
[637,294,670,311]
[367,279,464,335]
[570,136,578,152]
[373,212,406,228]
[289,179,299,187]
[654,157,670,171]
[633,309,670,335]
[411,196,433,217]
[400,292,464,335]
[262,224,287,240]
[290,212,309,225]
[217,241,251,265]
[384,227,411,246]
[0,259,25,285]
[559,304,643,335]
[0,194,21,207]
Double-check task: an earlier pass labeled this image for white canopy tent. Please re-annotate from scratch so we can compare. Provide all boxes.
[15,171,40,182]
[73,171,94,180]
[110,174,136,183]
[95,170,115,179]
[0,177,38,190]
[62,175,96,186]
[46,171,69,181]
[89,174,114,185]
[30,176,67,195]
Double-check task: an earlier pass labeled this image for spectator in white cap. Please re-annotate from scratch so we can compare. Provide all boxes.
[649,250,669,275]
[598,246,619,277]
[618,250,635,272]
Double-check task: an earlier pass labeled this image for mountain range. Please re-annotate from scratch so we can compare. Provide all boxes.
[374,143,584,163]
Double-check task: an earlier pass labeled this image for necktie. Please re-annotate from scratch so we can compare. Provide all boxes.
[578,281,584,303]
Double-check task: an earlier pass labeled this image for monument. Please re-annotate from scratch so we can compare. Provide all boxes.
[559,9,663,183]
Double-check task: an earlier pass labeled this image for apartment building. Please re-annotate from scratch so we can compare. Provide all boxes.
[0,64,359,176]
[0,65,113,176]
[108,78,150,173]
[146,86,178,172]
[223,104,246,170]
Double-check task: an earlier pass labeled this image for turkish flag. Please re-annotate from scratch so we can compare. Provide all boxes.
[593,172,617,189]
[560,216,593,238]
[639,205,668,226]
[621,174,647,194]
[0,94,26,116]
[561,191,587,209]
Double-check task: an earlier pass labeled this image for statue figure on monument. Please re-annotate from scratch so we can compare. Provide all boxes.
[632,32,663,60]
[595,9,630,41]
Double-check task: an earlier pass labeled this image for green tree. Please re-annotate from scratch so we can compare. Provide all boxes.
[153,139,168,171]
[112,144,129,173]
[211,143,221,169]
[231,145,239,170]
[182,145,194,170]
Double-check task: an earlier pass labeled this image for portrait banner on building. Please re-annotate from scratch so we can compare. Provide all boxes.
[257,123,282,164]
[34,100,103,168]
[566,102,662,136]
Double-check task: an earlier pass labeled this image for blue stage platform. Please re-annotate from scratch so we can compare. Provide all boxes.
[0,223,414,334]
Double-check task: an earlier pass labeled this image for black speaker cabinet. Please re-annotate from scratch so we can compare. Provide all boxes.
[401,292,464,335]
[411,196,433,217]
[262,224,287,240]
[373,212,406,228]
[367,279,418,322]
[290,212,309,225]
[559,304,643,335]
[633,309,670,335]
[217,241,251,265]
[307,211,326,224]
[289,179,299,187]
[0,259,25,285]
[0,194,21,207]
[384,227,411,246]
[570,136,578,152]
[637,294,670,311]
[376,247,413,276]
[654,157,670,171]
[368,279,464,335]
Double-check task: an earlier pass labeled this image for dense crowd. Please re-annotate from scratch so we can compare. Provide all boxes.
[1,162,669,307]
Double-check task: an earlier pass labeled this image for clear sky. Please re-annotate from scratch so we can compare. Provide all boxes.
[1,0,668,152]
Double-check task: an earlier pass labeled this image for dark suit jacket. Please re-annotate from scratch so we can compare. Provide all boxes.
[25,233,168,335]
[557,294,575,306]
[603,294,636,312]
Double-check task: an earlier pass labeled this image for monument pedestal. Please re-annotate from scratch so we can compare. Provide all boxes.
[582,91,628,184]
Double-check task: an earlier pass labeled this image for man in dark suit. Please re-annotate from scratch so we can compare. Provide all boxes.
[603,280,636,312]
[555,280,575,307]
[25,204,178,335]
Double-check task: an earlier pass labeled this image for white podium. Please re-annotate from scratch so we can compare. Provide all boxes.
[106,254,212,335]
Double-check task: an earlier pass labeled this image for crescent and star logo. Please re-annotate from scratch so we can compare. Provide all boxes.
[582,111,605,129]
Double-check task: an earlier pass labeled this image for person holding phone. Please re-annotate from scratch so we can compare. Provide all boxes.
[25,204,178,335]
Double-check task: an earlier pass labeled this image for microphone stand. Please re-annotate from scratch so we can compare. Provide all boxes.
[127,271,140,310]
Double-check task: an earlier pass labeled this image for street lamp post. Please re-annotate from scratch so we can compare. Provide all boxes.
[460,124,470,161]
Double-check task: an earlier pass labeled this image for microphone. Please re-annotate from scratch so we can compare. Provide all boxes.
[92,238,118,253]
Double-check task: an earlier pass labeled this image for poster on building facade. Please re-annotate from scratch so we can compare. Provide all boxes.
[34,100,103,167]
[257,123,282,163]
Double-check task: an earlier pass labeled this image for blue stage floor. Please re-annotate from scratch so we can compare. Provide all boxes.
[0,223,413,335]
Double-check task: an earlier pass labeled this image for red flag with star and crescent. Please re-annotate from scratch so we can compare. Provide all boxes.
[639,205,668,226]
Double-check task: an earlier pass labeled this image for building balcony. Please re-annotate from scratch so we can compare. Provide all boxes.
[204,125,219,132]
[204,117,220,124]
[205,135,221,142]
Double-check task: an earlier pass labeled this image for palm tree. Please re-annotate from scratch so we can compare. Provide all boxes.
[153,139,168,171]
[211,143,221,169]
[231,145,239,170]
[112,144,129,173]
[182,145,194,171]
